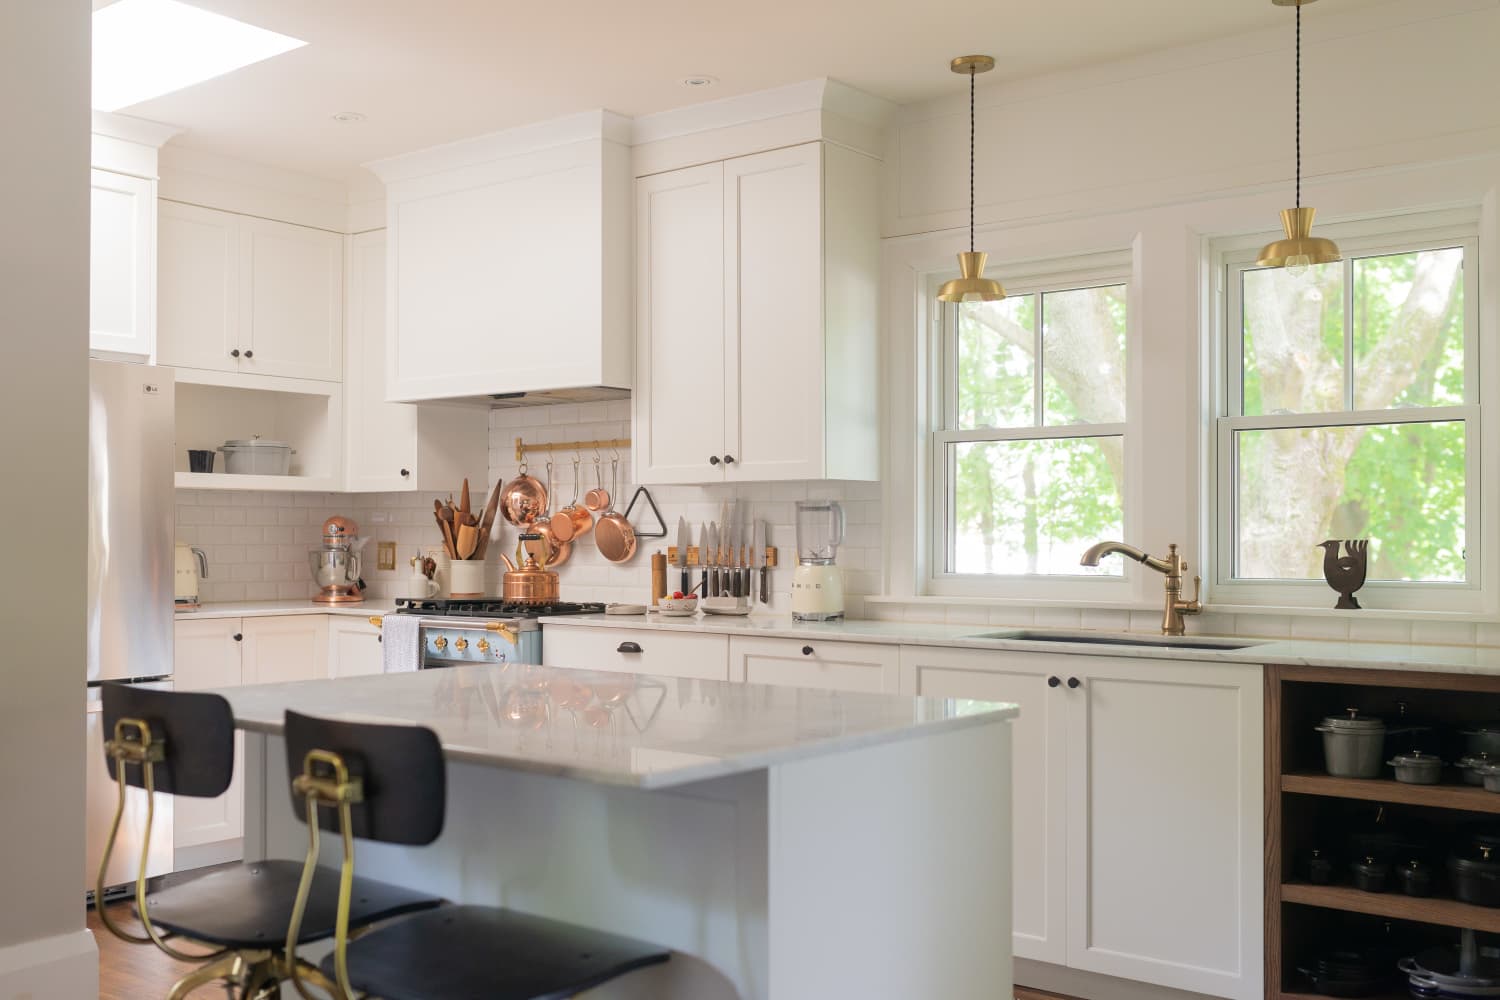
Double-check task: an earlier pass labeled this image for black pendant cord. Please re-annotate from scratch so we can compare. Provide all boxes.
[1295,1,1301,212]
[968,66,976,253]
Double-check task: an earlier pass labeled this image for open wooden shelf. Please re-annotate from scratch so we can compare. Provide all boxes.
[1282,771,1500,814]
[1275,989,1405,1000]
[1282,881,1500,934]
[175,472,339,492]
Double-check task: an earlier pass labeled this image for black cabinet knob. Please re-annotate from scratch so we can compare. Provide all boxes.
[243,349,254,358]
[230,349,240,358]
[709,456,721,466]
[1047,676,1061,688]
[400,468,410,478]
[801,645,814,656]
[232,633,243,642]
[617,641,643,654]
[1068,677,1081,689]
[723,455,736,464]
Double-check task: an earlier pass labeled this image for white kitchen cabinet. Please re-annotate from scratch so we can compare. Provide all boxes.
[634,163,726,481]
[328,616,385,678]
[903,646,1262,1000]
[541,625,729,681]
[635,141,880,484]
[343,230,489,492]
[373,117,632,402]
[172,618,245,855]
[158,201,342,382]
[729,636,898,693]
[90,168,156,361]
[240,614,329,686]
[903,646,1068,967]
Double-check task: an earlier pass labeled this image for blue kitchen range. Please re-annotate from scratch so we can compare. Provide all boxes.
[388,598,605,667]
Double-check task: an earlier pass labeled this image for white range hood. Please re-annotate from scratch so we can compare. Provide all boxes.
[367,111,632,405]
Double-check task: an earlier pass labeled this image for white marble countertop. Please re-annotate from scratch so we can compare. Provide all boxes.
[176,600,398,621]
[539,613,1500,676]
[218,663,1018,790]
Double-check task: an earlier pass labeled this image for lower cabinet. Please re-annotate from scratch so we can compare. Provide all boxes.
[902,646,1263,1000]
[729,636,899,692]
[328,616,385,678]
[240,614,329,685]
[172,618,246,859]
[541,625,729,680]
[172,613,333,869]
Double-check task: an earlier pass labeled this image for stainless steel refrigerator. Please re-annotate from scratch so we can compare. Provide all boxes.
[84,359,176,898]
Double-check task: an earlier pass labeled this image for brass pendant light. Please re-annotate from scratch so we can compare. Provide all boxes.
[937,55,1006,303]
[1257,0,1340,274]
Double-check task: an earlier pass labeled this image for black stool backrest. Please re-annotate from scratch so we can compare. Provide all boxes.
[283,711,446,846]
[100,682,234,798]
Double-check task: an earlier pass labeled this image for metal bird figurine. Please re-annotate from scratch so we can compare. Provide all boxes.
[1318,539,1369,610]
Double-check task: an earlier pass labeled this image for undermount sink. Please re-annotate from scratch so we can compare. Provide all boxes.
[975,629,1266,652]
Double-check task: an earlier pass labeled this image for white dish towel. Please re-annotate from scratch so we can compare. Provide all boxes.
[380,614,421,674]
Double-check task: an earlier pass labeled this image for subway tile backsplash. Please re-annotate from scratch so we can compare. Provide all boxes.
[176,398,1500,646]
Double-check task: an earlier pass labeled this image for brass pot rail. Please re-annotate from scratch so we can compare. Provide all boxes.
[514,436,631,463]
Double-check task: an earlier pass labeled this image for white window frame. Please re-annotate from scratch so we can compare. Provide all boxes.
[925,250,1137,600]
[1210,211,1484,613]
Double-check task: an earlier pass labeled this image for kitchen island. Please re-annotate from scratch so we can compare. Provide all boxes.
[222,664,1018,1000]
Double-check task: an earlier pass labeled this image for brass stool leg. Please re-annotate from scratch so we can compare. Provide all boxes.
[167,952,243,1000]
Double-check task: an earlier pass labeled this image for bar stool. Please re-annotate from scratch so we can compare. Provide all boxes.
[282,709,671,1000]
[96,682,443,999]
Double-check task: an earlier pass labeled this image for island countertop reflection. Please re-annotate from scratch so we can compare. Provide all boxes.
[217,664,1019,790]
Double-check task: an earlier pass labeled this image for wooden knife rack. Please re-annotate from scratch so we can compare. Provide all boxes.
[669,546,778,567]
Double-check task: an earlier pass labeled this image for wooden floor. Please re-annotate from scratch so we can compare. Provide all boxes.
[91,902,1079,1000]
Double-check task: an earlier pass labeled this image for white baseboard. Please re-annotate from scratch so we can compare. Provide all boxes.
[1016,960,1219,1000]
[0,928,98,1000]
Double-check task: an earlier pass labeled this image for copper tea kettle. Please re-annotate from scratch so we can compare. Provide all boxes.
[498,533,560,604]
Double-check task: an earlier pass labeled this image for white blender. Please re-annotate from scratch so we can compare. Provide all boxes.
[791,499,845,622]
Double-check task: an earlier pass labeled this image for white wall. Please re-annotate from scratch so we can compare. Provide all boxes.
[878,0,1500,632]
[0,0,99,995]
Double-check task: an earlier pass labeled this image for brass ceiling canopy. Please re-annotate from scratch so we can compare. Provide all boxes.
[937,54,1006,303]
[1257,0,1340,273]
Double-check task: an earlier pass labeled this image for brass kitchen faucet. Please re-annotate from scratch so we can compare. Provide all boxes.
[1081,541,1202,636]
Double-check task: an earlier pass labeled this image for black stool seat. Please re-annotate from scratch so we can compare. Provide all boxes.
[319,904,671,1000]
[140,860,441,949]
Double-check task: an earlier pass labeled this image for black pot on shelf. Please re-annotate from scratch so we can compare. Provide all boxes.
[1449,845,1500,907]
[1298,946,1396,997]
[1350,856,1390,893]
[1306,847,1337,885]
[1396,858,1434,897]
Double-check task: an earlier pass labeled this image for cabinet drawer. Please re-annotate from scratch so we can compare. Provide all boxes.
[541,626,729,681]
[730,637,899,693]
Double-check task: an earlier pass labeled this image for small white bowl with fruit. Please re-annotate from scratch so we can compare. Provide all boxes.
[658,592,699,617]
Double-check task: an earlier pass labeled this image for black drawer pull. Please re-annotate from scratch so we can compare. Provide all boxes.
[617,642,643,654]
[801,645,814,656]
[1068,677,1081,689]
[243,349,254,358]
[230,349,240,358]
[1047,676,1060,688]
[233,633,243,642]
[709,456,721,466]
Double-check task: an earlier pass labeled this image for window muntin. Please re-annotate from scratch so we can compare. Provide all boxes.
[935,268,1129,582]
[1220,230,1475,594]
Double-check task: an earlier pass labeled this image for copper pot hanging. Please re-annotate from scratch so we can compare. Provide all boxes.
[501,460,548,527]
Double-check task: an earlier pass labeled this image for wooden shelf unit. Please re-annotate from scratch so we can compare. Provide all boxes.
[1282,772,1500,814]
[1266,664,1500,999]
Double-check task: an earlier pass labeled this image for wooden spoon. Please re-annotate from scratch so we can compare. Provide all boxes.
[476,479,504,558]
[456,523,479,560]
[459,478,471,518]
[433,507,457,559]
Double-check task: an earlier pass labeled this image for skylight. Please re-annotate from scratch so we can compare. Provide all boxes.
[92,0,307,112]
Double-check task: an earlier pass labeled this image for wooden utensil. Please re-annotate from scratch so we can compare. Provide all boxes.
[459,478,471,518]
[476,479,504,558]
[456,523,479,560]
[434,508,457,559]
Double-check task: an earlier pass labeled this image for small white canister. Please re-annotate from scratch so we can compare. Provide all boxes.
[448,559,486,598]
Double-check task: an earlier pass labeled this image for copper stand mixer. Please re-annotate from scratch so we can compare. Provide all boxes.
[309,515,367,604]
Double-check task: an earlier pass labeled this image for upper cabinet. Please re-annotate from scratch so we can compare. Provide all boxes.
[89,113,181,363]
[635,141,880,484]
[343,230,488,492]
[369,112,633,403]
[157,202,343,383]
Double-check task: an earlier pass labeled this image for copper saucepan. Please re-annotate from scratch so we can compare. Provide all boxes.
[594,457,637,564]
[501,460,548,527]
[548,456,592,543]
[584,455,610,512]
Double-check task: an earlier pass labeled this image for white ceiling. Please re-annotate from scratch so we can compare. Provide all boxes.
[107,0,1376,183]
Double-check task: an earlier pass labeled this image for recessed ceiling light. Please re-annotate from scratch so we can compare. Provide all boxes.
[331,111,366,123]
[92,0,307,112]
[681,75,718,88]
